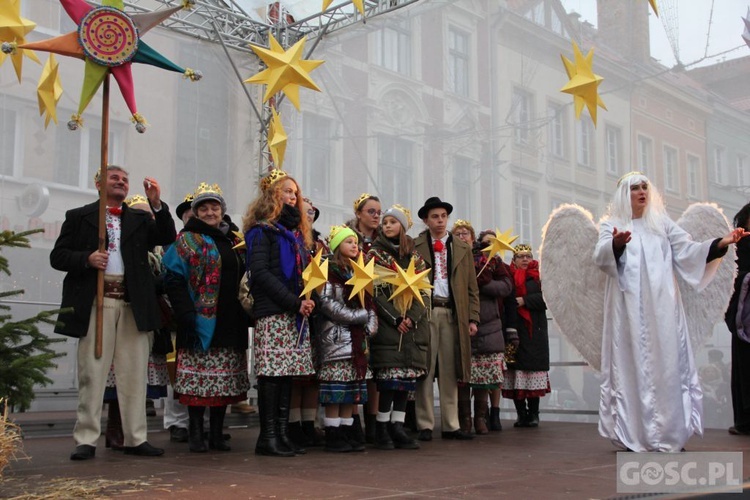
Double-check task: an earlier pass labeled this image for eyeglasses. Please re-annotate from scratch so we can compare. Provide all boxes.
[365,209,382,216]
[515,254,533,260]
[306,209,316,216]
[454,231,471,237]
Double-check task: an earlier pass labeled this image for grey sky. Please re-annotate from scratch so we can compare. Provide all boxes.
[560,0,749,68]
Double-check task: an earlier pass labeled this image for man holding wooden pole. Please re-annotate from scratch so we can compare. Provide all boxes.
[50,165,176,460]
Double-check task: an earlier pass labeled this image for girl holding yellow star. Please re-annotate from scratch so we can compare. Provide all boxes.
[315,225,377,453]
[367,204,429,451]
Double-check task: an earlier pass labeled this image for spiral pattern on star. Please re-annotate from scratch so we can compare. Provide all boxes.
[79,6,138,67]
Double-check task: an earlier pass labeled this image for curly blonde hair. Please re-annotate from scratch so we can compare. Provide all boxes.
[242,174,312,248]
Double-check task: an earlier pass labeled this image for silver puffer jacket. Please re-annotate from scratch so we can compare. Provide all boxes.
[317,280,377,364]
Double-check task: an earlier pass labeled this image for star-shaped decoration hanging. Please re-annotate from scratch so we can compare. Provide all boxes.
[300,248,329,300]
[346,253,376,308]
[381,257,432,316]
[560,41,607,126]
[743,8,750,49]
[4,0,201,132]
[648,0,658,17]
[268,106,287,169]
[37,54,62,129]
[322,0,365,16]
[0,0,40,82]
[244,33,323,111]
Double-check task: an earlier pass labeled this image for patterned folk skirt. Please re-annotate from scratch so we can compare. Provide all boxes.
[175,346,250,406]
[254,312,315,377]
[318,359,370,405]
[375,367,426,392]
[501,369,551,399]
[103,351,169,401]
[469,352,506,389]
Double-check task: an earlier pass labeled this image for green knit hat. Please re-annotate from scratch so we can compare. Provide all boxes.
[328,225,357,253]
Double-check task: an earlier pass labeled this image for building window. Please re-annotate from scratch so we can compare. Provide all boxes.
[605,126,621,175]
[452,156,472,218]
[712,146,725,185]
[512,88,533,146]
[374,20,411,75]
[576,116,593,167]
[547,103,565,159]
[637,135,652,175]
[378,135,412,208]
[448,27,470,98]
[687,155,699,197]
[52,124,120,188]
[0,108,16,176]
[53,129,82,186]
[663,146,678,193]
[86,126,119,189]
[303,113,332,200]
[514,190,534,247]
[738,154,748,187]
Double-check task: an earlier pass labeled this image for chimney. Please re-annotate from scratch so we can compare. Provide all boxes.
[596,0,651,64]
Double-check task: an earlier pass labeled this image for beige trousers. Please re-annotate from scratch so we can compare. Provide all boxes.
[74,297,149,447]
[416,307,460,433]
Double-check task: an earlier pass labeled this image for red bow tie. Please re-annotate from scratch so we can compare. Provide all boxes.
[433,240,444,252]
[107,206,123,216]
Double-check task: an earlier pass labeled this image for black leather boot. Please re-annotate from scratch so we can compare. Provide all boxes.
[364,413,377,444]
[105,399,124,450]
[374,421,394,450]
[325,426,353,453]
[188,406,207,453]
[391,421,419,450]
[209,406,230,451]
[527,397,540,427]
[350,414,366,447]
[277,377,306,455]
[255,378,294,457]
[489,407,502,431]
[513,399,529,428]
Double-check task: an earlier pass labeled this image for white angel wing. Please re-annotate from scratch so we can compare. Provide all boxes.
[540,204,605,371]
[676,202,736,355]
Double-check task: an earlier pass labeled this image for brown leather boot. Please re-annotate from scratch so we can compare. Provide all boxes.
[458,385,472,434]
[473,396,489,435]
[105,400,124,450]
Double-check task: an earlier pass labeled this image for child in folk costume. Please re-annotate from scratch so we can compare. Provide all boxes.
[367,205,429,450]
[316,225,377,452]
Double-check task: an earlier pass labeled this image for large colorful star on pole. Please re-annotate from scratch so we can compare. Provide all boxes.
[244,33,323,111]
[560,41,607,127]
[3,0,201,132]
[0,0,40,82]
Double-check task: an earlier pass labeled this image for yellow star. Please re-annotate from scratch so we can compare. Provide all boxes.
[268,106,287,169]
[0,0,40,82]
[37,54,62,129]
[322,1,364,16]
[648,0,658,17]
[346,253,376,308]
[560,41,607,126]
[481,228,518,259]
[300,248,329,299]
[381,257,432,316]
[244,33,324,111]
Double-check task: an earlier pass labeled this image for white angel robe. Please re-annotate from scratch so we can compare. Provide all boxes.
[594,217,722,452]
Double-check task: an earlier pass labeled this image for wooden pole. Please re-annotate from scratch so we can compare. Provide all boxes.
[95,74,111,359]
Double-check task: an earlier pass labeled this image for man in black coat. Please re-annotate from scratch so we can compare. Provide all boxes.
[50,165,176,460]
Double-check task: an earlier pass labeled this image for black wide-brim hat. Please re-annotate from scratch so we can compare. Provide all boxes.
[175,200,192,220]
[418,196,453,220]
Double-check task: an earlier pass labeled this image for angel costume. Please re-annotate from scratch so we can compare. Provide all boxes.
[594,216,727,452]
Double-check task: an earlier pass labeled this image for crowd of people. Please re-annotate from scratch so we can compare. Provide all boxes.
[50,166,749,460]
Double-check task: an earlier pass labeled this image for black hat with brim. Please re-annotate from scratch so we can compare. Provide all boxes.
[418,196,453,220]
[175,200,192,220]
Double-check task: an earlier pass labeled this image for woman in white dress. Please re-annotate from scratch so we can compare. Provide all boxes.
[594,172,747,452]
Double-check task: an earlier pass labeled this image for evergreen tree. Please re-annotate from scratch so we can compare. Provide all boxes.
[0,229,65,411]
